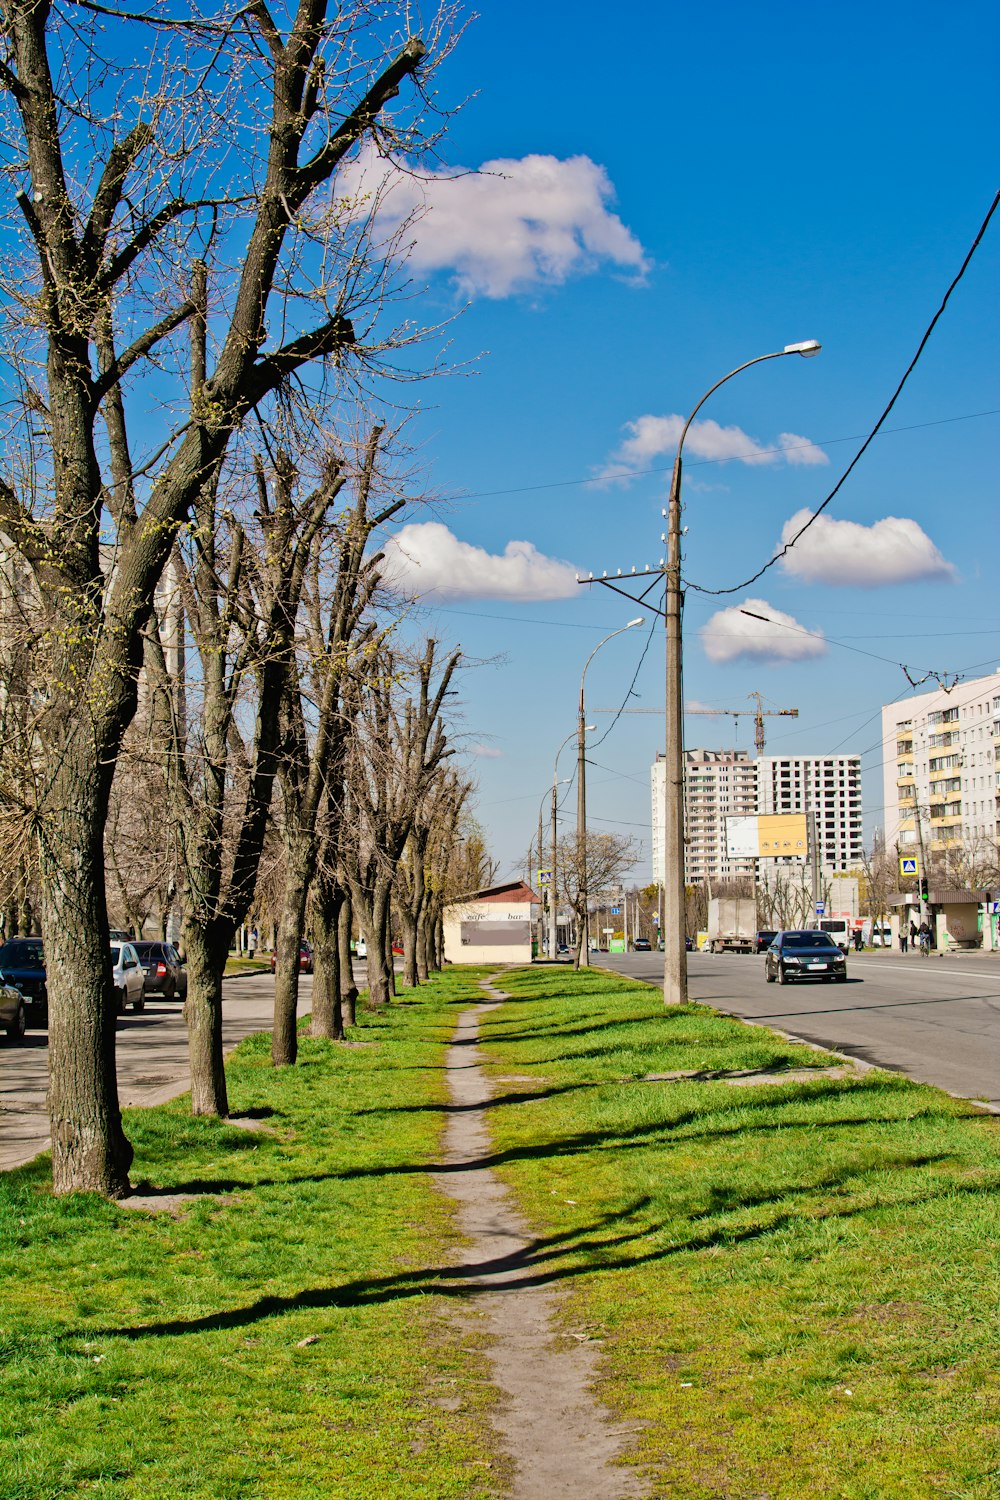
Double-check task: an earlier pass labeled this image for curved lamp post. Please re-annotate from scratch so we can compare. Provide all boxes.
[550,733,585,959]
[537,776,571,956]
[577,618,645,966]
[662,340,821,1006]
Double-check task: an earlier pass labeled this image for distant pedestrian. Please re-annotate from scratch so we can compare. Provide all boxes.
[853,928,863,952]
[900,930,908,954]
[248,926,258,959]
[910,921,918,944]
[918,920,931,956]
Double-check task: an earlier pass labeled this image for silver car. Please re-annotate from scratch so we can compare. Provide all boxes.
[0,975,26,1042]
[111,942,146,1013]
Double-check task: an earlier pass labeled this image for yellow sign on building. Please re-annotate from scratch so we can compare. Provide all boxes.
[757,812,809,858]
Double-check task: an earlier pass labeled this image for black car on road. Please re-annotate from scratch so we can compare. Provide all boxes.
[133,941,188,1001]
[764,930,848,985]
[754,929,777,954]
[0,937,47,1026]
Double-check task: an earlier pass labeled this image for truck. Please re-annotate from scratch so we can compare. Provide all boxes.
[706,896,755,954]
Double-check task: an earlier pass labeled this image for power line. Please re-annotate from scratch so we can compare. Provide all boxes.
[440,407,1000,505]
[686,189,1000,598]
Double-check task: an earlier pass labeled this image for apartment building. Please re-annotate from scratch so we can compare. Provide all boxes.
[756,754,864,872]
[652,748,759,884]
[881,668,1000,857]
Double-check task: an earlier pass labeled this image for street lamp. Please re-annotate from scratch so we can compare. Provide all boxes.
[577,618,644,966]
[536,779,571,955]
[662,340,822,1006]
[550,733,582,960]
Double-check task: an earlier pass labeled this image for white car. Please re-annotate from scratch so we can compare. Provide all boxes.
[111,942,146,1014]
[354,937,367,959]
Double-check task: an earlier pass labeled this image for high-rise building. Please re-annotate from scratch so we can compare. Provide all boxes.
[881,668,1000,858]
[756,754,864,872]
[652,748,758,885]
[651,748,864,885]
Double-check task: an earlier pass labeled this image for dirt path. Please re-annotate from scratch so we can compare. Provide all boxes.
[434,979,647,1499]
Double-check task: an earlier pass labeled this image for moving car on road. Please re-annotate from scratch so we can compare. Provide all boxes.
[754,930,777,954]
[0,937,47,1027]
[633,937,652,952]
[765,931,848,985]
[111,942,146,1013]
[133,941,187,1001]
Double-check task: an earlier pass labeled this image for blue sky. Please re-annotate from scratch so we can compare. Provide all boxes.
[372,0,999,884]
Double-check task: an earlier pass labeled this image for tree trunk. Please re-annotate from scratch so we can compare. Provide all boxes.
[384,905,397,998]
[182,919,230,1116]
[400,909,418,989]
[41,756,133,1197]
[337,895,357,1027]
[416,916,429,982]
[310,878,343,1041]
[363,886,392,1007]
[272,812,318,1066]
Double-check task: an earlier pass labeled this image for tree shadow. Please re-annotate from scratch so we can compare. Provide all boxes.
[91,1169,998,1344]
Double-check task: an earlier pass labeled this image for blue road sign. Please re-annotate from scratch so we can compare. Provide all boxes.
[611,906,621,916]
[815,902,826,915]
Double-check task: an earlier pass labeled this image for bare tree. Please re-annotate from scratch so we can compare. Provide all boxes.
[270,427,405,1065]
[558,830,640,969]
[0,0,455,1194]
[343,639,459,1005]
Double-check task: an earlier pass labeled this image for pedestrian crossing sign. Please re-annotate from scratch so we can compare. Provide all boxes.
[899,856,919,876]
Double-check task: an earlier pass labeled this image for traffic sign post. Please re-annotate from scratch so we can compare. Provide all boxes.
[815,902,825,915]
[899,856,919,878]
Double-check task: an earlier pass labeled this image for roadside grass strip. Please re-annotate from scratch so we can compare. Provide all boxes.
[478,966,1000,1499]
[0,970,499,1500]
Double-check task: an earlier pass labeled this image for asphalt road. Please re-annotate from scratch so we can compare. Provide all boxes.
[593,948,1000,1109]
[0,972,308,1173]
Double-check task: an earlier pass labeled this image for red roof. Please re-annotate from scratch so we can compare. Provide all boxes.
[455,880,540,905]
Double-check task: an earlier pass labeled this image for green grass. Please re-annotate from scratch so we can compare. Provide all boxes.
[0,970,500,1500]
[477,966,1000,1499]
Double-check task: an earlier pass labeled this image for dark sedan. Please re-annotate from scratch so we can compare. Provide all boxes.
[0,937,47,1026]
[133,941,188,1001]
[754,929,777,954]
[764,930,848,985]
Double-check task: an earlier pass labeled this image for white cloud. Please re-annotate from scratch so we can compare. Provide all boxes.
[684,698,718,713]
[469,743,504,759]
[699,597,826,663]
[381,522,578,602]
[778,509,956,587]
[594,415,829,485]
[336,143,649,298]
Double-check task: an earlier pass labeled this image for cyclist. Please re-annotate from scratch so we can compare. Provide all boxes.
[918,920,932,956]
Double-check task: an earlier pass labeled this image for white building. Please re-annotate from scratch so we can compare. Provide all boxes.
[881,668,1000,859]
[442,880,539,965]
[652,749,758,885]
[756,754,864,873]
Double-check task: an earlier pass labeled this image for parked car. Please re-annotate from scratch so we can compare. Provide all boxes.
[0,937,48,1026]
[354,938,367,960]
[764,931,848,985]
[133,941,187,1001]
[0,975,26,1042]
[270,941,314,974]
[111,942,146,1013]
[633,937,652,952]
[754,929,777,954]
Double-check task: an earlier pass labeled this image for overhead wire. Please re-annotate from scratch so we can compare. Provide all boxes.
[685,189,1000,601]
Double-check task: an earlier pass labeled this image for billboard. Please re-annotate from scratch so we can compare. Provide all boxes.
[725,813,809,859]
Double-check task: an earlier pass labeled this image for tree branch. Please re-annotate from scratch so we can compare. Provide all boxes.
[93,299,197,404]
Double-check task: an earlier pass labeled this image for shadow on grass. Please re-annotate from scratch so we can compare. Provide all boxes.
[124,1077,958,1205]
[94,1168,999,1343]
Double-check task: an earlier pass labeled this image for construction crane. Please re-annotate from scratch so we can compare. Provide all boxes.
[593,692,798,754]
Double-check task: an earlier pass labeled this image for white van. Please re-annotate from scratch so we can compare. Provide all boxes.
[861,920,892,947]
[819,918,850,952]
